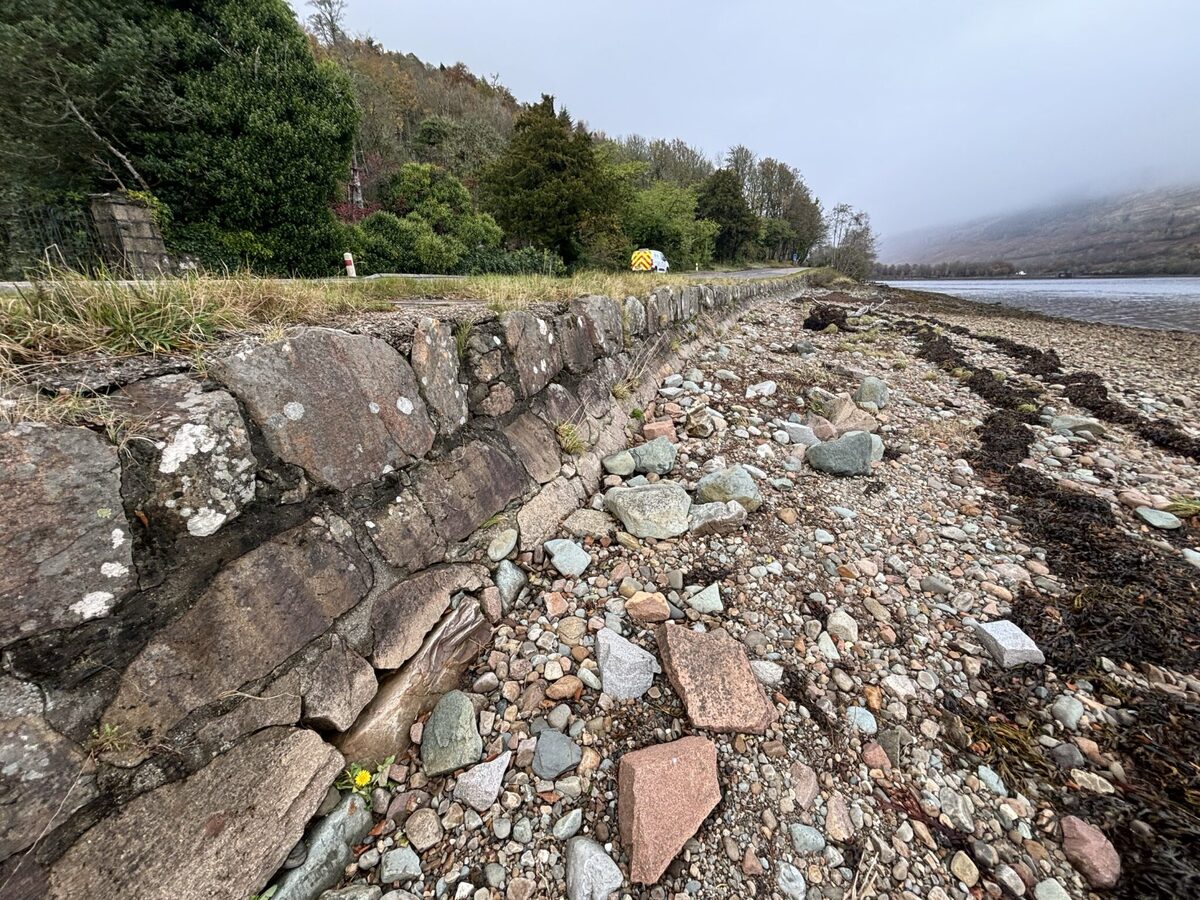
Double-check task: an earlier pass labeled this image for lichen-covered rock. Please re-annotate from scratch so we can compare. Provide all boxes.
[623,296,647,338]
[302,636,378,732]
[414,440,528,544]
[570,295,624,357]
[420,689,482,777]
[854,376,890,409]
[410,317,468,435]
[212,327,434,491]
[553,311,596,375]
[113,374,256,537]
[0,423,135,648]
[370,565,488,669]
[1,714,97,862]
[629,436,677,475]
[105,516,371,742]
[48,727,341,900]
[644,293,663,333]
[501,310,563,397]
[339,599,489,763]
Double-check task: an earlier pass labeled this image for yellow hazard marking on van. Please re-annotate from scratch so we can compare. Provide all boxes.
[631,250,653,271]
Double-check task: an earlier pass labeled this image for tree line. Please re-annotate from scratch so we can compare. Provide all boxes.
[0,0,876,279]
[873,261,1019,278]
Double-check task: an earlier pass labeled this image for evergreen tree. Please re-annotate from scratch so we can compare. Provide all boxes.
[1,0,358,275]
[480,95,624,264]
[696,169,757,262]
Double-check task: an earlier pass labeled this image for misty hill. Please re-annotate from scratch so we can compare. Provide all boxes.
[881,187,1200,275]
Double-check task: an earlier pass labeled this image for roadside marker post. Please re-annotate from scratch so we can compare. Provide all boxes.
[343,252,357,277]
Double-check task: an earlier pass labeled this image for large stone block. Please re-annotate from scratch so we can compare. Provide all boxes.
[0,424,135,648]
[623,296,647,338]
[105,516,371,742]
[0,714,96,862]
[302,636,378,732]
[504,412,562,484]
[553,310,596,375]
[518,477,583,551]
[410,317,468,435]
[212,328,434,491]
[367,488,446,574]
[569,295,623,357]
[370,564,488,669]
[972,619,1045,668]
[501,310,563,397]
[413,440,528,544]
[339,599,489,763]
[113,374,256,537]
[48,728,341,900]
[619,736,720,884]
[656,624,776,734]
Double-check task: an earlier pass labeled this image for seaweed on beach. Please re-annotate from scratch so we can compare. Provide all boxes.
[1052,371,1142,425]
[975,411,1037,472]
[990,665,1200,900]
[974,333,1063,376]
[898,310,1200,897]
[963,381,1200,674]
[1075,681,1200,900]
[1138,418,1200,462]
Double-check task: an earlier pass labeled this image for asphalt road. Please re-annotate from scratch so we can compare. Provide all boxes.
[689,266,810,280]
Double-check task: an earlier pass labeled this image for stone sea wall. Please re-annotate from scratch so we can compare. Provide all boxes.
[0,278,800,899]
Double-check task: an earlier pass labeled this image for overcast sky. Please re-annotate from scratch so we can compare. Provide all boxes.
[289,0,1200,242]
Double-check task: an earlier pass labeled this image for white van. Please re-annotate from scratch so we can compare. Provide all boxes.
[631,248,670,273]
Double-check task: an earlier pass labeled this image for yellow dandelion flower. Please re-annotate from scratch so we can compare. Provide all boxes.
[354,769,371,788]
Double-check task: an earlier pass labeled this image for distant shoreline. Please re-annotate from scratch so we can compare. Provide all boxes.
[875,277,1200,334]
[874,273,1200,282]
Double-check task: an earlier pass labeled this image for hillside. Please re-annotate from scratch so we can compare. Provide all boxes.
[881,186,1200,275]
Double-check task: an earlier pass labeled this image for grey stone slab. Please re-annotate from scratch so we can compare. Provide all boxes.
[973,619,1045,668]
[0,424,135,647]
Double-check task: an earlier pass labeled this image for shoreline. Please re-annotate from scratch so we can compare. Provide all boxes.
[874,279,1200,335]
[864,284,1200,421]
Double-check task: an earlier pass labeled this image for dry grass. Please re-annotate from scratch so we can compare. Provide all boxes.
[0,380,151,445]
[0,267,395,363]
[1166,496,1200,517]
[910,416,980,454]
[554,422,585,455]
[1,268,809,364]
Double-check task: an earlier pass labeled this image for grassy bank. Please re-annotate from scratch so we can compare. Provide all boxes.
[0,269,824,365]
